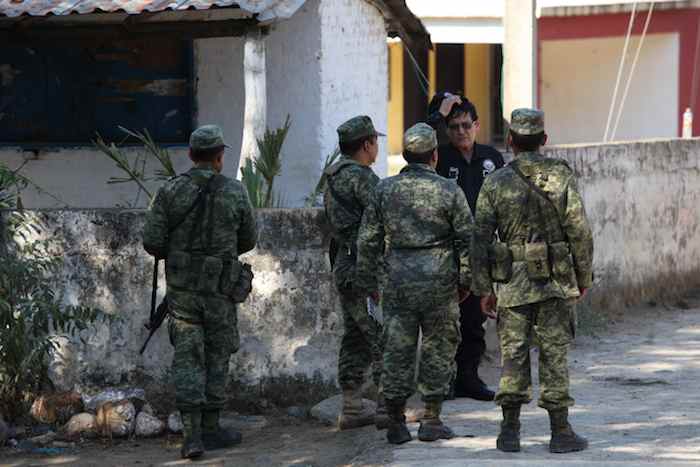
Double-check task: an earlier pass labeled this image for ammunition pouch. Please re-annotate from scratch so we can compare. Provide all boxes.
[488,242,513,283]
[221,260,254,303]
[524,242,551,280]
[332,242,357,291]
[167,251,254,303]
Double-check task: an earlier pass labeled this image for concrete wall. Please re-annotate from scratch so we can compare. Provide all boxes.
[2,0,390,209]
[541,33,679,145]
[8,138,700,398]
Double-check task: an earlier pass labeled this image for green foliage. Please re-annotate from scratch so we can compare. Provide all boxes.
[241,116,291,208]
[94,127,177,207]
[0,165,109,421]
[305,146,342,207]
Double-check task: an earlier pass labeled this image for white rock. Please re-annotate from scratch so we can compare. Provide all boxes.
[167,412,183,434]
[29,431,56,446]
[134,412,165,438]
[141,403,155,416]
[310,394,376,426]
[95,400,136,438]
[63,413,97,439]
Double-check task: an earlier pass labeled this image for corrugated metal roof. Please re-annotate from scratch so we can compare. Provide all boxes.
[0,1,241,18]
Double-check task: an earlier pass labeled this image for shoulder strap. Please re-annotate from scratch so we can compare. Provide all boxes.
[185,174,222,252]
[510,161,567,242]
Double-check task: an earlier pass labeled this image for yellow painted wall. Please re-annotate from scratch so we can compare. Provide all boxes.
[387,42,404,155]
[465,44,492,144]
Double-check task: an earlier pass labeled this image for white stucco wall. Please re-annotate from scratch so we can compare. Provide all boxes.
[318,0,389,178]
[194,37,246,180]
[541,33,679,144]
[266,0,323,207]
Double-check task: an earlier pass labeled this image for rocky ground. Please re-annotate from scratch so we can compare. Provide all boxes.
[3,298,700,466]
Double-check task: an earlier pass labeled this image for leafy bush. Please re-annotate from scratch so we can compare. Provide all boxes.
[0,165,108,421]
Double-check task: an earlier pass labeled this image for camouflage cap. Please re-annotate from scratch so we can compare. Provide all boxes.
[509,108,545,135]
[403,123,438,154]
[189,124,229,150]
[337,116,385,144]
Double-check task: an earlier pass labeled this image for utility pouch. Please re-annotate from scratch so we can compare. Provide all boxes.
[488,242,513,283]
[549,241,577,285]
[525,242,551,280]
[166,251,192,289]
[197,256,224,294]
[229,262,254,303]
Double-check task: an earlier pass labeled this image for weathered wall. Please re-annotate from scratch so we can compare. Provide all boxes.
[545,138,700,303]
[13,138,700,397]
[1,0,391,209]
[39,209,341,399]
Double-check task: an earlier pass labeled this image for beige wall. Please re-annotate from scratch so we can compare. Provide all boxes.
[541,33,679,144]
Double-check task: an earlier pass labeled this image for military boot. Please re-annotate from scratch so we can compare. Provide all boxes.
[338,389,374,430]
[496,406,521,452]
[548,408,588,453]
[201,409,242,450]
[385,399,412,444]
[375,394,390,430]
[417,399,455,442]
[180,410,204,459]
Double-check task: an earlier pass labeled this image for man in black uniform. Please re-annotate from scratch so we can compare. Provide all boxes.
[427,92,504,401]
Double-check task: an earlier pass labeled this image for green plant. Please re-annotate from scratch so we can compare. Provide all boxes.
[0,164,108,421]
[240,116,291,208]
[94,127,177,206]
[305,146,342,207]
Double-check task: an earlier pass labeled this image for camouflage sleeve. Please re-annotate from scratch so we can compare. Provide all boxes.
[471,180,498,296]
[562,176,594,289]
[143,186,169,259]
[236,188,258,255]
[452,187,474,289]
[355,188,384,293]
[354,169,380,209]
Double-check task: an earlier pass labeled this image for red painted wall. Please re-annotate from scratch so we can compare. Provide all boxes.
[539,8,700,136]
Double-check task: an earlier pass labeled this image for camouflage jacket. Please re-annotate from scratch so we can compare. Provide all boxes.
[471,151,594,308]
[143,165,257,261]
[323,156,380,247]
[356,163,473,298]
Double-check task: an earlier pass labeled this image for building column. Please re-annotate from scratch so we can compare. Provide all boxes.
[238,29,267,180]
[503,0,537,120]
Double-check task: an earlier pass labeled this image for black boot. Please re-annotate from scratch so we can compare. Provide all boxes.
[417,399,455,442]
[496,406,521,452]
[201,409,242,450]
[180,410,204,459]
[385,399,412,445]
[548,408,588,453]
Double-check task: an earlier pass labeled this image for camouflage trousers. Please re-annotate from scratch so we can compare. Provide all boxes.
[337,288,383,390]
[496,298,575,410]
[382,288,461,402]
[167,288,239,411]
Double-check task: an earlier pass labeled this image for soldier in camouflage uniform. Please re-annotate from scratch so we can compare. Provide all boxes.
[143,125,257,459]
[471,109,594,454]
[323,116,387,430]
[356,123,473,444]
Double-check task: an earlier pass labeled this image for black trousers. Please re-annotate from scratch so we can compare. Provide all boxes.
[454,293,486,389]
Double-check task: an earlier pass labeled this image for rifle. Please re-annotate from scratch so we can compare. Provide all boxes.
[140,259,168,354]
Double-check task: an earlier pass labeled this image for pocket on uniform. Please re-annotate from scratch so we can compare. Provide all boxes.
[550,242,577,287]
[166,251,191,289]
[197,256,223,294]
[525,243,551,281]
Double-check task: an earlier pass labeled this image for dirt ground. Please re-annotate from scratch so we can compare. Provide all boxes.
[4,297,700,467]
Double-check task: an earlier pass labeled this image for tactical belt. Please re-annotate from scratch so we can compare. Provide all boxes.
[508,241,569,261]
